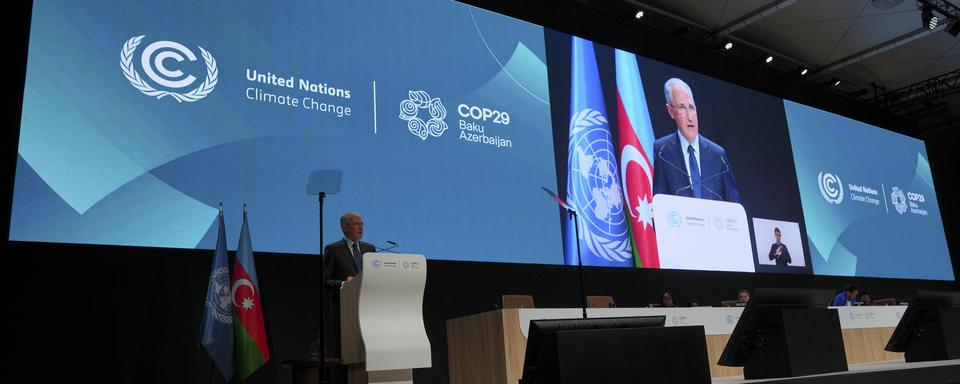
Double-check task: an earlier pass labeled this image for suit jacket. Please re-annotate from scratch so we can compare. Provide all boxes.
[323,239,376,292]
[768,242,792,266]
[653,133,740,203]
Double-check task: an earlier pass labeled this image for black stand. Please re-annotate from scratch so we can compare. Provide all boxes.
[905,306,960,362]
[541,187,587,319]
[283,359,324,384]
[306,169,343,384]
[317,191,327,377]
[533,326,710,384]
[743,308,848,379]
[568,210,587,319]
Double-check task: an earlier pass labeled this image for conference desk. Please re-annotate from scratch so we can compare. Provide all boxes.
[446,306,906,384]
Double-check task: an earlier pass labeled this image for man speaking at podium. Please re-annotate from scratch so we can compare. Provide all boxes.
[653,78,740,203]
[324,212,376,290]
[322,212,376,360]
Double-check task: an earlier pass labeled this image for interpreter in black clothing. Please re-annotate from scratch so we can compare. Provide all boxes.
[768,227,792,266]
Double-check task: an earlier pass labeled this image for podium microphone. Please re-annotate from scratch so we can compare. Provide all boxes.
[675,156,728,200]
[657,144,689,180]
[659,145,727,200]
[375,240,401,253]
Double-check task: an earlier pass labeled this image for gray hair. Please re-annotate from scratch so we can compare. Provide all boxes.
[340,212,361,226]
[664,78,693,104]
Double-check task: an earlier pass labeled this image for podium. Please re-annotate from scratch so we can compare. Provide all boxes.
[340,253,432,384]
[652,194,755,273]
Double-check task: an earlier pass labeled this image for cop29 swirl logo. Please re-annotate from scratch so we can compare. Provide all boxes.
[890,186,908,215]
[818,172,844,204]
[121,35,218,102]
[399,90,448,141]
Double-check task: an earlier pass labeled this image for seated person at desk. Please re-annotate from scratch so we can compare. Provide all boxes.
[858,292,873,306]
[831,284,859,306]
[660,292,678,308]
[737,289,751,306]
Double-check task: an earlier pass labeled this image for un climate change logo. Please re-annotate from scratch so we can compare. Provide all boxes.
[818,172,844,204]
[399,90,448,141]
[121,35,218,102]
[668,211,682,227]
[890,186,908,215]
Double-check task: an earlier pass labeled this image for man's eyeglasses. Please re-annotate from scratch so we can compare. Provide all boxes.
[669,103,696,115]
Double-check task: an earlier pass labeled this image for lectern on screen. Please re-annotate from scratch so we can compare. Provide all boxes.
[717,288,844,379]
[885,290,960,361]
[520,316,666,383]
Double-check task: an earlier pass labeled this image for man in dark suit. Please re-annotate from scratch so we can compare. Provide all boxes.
[653,78,740,203]
[323,212,376,290]
[768,227,792,266]
[322,212,376,361]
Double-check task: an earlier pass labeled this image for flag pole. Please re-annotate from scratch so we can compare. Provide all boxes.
[212,202,218,384]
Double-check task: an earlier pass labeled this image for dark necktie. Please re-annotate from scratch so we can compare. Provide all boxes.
[688,145,701,198]
[351,242,362,271]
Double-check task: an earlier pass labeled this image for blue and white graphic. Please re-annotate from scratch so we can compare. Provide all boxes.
[818,172,844,204]
[785,100,953,280]
[121,36,218,102]
[399,90,448,141]
[563,37,632,267]
[12,0,560,265]
[890,186,907,215]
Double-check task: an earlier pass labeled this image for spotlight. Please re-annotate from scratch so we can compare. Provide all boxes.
[921,3,938,30]
[834,80,841,87]
[724,42,734,50]
[800,68,809,76]
[765,55,774,64]
[635,10,644,19]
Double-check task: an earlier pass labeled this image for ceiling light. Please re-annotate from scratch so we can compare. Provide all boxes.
[724,42,733,50]
[922,3,938,30]
[635,10,644,19]
[765,56,774,64]
[800,68,809,76]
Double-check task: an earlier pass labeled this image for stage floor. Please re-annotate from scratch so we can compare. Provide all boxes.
[712,359,960,384]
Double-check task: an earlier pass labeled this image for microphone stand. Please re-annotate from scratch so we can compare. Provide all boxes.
[571,209,588,319]
[374,242,401,254]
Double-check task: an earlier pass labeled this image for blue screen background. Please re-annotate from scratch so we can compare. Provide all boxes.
[12,0,562,264]
[785,100,953,280]
[11,1,954,280]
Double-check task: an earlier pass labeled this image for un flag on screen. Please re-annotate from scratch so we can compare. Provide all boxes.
[563,37,634,267]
